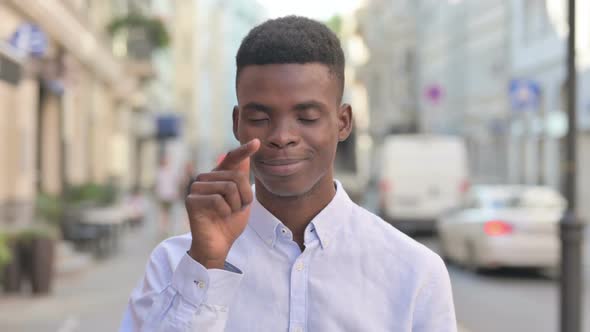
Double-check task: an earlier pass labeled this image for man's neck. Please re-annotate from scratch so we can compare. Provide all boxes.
[255,177,336,249]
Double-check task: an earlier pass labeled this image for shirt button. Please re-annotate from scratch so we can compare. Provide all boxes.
[293,327,304,332]
[281,228,288,235]
[295,262,304,271]
[195,281,206,289]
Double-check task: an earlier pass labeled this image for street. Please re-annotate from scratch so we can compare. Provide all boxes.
[420,236,590,332]
[0,198,588,332]
[364,188,590,332]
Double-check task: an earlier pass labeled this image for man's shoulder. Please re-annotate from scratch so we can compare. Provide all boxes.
[348,204,444,271]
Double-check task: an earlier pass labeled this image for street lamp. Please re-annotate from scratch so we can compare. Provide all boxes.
[560,0,585,331]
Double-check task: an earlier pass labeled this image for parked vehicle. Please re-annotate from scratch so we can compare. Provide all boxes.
[377,134,470,233]
[437,185,566,271]
[335,129,370,203]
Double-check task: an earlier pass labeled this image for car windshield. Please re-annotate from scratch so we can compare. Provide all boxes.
[481,196,522,209]
[473,188,565,210]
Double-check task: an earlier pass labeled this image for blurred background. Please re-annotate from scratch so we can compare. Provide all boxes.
[0,0,588,331]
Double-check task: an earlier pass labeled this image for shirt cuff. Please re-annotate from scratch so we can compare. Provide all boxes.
[172,252,243,308]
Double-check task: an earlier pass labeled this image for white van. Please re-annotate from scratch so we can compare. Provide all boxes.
[377,134,470,233]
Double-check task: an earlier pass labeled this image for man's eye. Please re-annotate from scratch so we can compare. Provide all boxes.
[248,118,268,122]
[299,118,318,123]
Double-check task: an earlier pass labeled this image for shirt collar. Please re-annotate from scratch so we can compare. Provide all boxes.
[248,180,353,250]
[248,187,283,248]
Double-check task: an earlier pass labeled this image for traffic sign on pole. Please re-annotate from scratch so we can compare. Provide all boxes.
[8,23,48,58]
[509,79,541,111]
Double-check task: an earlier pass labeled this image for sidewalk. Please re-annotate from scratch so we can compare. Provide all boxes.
[0,202,163,332]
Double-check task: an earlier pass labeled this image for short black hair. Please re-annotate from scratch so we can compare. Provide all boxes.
[235,16,345,100]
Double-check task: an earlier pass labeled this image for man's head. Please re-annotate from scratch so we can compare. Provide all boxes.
[236,16,345,102]
[233,16,352,198]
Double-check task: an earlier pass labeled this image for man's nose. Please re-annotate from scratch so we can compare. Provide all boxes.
[266,119,299,149]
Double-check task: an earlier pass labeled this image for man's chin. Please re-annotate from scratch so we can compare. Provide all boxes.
[255,177,314,198]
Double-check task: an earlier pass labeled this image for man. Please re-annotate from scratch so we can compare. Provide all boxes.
[121,16,457,331]
[155,155,179,237]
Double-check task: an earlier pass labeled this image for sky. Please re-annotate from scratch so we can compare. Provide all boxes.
[256,0,365,20]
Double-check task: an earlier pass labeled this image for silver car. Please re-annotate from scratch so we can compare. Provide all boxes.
[437,185,566,271]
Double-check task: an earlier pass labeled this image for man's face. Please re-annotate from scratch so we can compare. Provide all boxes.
[234,63,352,197]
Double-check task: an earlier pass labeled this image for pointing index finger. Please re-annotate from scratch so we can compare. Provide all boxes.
[215,139,260,172]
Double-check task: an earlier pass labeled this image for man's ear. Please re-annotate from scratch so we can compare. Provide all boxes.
[337,104,353,142]
[232,106,240,141]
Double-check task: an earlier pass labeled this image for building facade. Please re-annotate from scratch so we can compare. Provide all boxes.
[509,0,590,221]
[357,0,419,144]
[172,0,266,172]
[357,0,590,221]
[415,0,512,184]
[0,0,143,229]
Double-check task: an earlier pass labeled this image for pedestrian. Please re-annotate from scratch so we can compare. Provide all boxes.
[124,186,146,228]
[121,16,457,331]
[155,155,178,237]
[179,160,197,198]
[176,160,197,234]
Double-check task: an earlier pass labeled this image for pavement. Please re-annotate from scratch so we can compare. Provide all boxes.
[0,224,160,332]
[0,197,177,332]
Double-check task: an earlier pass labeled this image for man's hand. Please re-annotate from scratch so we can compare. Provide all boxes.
[186,139,260,269]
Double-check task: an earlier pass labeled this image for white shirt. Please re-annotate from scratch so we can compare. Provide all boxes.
[120,181,457,331]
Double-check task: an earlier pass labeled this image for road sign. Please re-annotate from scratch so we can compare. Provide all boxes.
[424,84,444,105]
[9,23,48,58]
[156,114,181,139]
[509,79,541,111]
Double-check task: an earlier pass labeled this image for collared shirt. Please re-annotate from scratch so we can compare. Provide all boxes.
[120,181,457,332]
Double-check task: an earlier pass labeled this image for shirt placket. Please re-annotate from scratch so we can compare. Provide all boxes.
[288,248,310,332]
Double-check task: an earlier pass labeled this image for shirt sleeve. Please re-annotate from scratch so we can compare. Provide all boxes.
[412,254,458,332]
[120,248,243,332]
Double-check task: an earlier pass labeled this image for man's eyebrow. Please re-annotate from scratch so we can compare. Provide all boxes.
[293,101,326,111]
[242,102,272,112]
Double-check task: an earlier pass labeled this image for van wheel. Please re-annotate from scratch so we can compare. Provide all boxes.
[540,267,560,280]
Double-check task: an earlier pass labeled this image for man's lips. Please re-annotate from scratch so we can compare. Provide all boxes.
[255,158,308,176]
[259,159,305,166]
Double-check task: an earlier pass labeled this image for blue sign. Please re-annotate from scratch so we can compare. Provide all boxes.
[509,79,541,111]
[9,23,48,57]
[156,114,181,139]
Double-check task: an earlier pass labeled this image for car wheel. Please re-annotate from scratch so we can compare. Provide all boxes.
[438,236,451,262]
[465,241,480,273]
